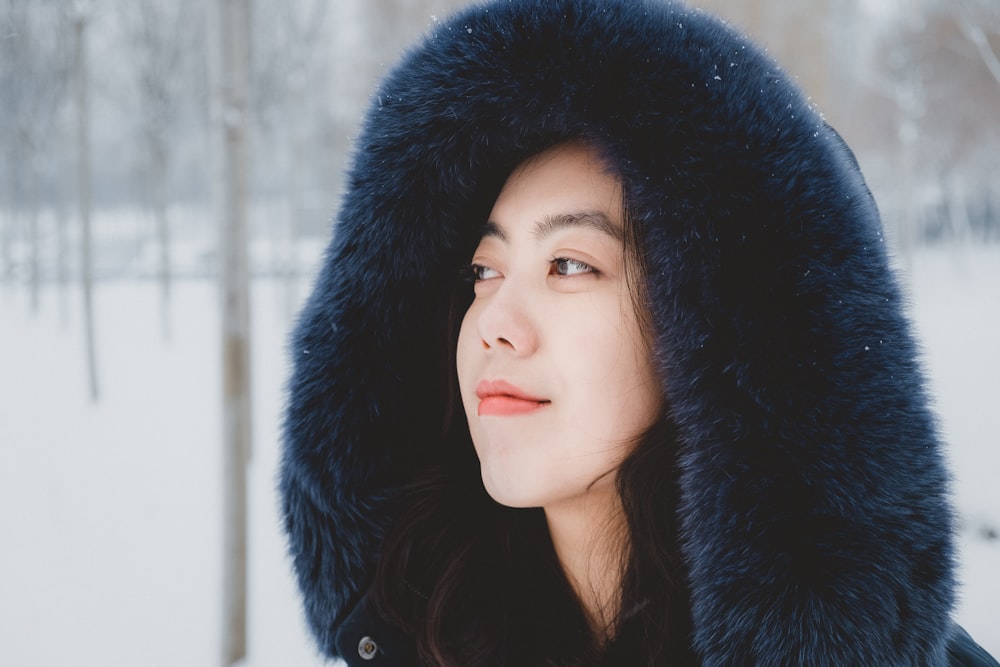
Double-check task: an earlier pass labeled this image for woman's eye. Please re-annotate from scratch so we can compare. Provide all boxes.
[470,264,501,281]
[551,257,596,277]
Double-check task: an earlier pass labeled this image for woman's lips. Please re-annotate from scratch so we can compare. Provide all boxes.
[475,379,550,417]
[478,395,548,416]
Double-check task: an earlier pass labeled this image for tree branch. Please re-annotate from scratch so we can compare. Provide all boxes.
[958,17,1000,89]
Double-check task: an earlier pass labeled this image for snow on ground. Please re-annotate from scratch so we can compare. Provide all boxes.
[0,243,997,665]
[906,246,1000,655]
[0,277,326,666]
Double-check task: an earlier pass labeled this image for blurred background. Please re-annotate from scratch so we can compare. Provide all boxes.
[1,0,997,665]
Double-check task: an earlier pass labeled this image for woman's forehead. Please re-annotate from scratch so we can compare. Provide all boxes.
[487,144,624,233]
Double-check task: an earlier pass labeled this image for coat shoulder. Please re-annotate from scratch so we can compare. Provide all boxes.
[948,625,999,667]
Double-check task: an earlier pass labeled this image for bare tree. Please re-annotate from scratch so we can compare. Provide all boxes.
[209,0,252,663]
[889,10,926,262]
[69,0,99,402]
[121,0,202,340]
[55,203,71,327]
[897,0,1000,244]
[955,0,1000,89]
[252,0,329,315]
[0,1,72,307]
[944,1,1000,241]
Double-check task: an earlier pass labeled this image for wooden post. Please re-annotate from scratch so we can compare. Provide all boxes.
[209,0,252,663]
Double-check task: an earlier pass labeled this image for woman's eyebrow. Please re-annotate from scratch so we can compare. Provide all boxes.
[480,211,623,243]
[532,211,622,242]
[479,220,508,242]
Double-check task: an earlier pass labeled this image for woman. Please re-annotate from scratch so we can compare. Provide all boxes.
[281,0,997,664]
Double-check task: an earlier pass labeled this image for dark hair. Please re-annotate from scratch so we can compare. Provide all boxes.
[372,143,697,666]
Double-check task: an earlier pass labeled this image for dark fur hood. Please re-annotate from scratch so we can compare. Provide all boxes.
[281,0,956,663]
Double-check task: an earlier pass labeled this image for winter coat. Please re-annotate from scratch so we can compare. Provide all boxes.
[330,593,996,666]
[280,0,997,664]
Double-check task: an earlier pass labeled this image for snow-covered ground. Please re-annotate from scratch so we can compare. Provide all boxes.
[906,246,1000,654]
[1,243,997,665]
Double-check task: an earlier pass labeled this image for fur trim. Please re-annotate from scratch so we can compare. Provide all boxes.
[281,0,955,663]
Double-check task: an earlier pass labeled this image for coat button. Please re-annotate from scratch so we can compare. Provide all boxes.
[358,636,378,661]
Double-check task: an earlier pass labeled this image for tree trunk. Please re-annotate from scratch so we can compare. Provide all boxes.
[283,76,304,319]
[1,201,14,289]
[57,203,70,328]
[152,143,172,340]
[947,171,970,243]
[209,0,252,664]
[74,12,99,402]
[28,172,40,314]
[26,151,47,315]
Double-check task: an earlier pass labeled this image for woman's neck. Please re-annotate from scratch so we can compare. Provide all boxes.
[544,489,628,639]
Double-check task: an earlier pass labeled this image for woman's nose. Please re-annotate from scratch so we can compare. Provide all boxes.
[475,286,539,355]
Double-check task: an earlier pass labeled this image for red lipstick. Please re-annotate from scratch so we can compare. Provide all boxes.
[475,380,549,416]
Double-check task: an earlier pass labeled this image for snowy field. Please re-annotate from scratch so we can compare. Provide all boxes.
[1,243,997,665]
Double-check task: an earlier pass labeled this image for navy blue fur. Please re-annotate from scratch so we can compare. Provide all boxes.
[281,0,956,663]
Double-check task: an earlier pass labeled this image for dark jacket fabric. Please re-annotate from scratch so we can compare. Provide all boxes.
[280,0,992,664]
[331,591,998,667]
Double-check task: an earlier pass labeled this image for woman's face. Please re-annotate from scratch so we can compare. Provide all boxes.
[456,142,661,511]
